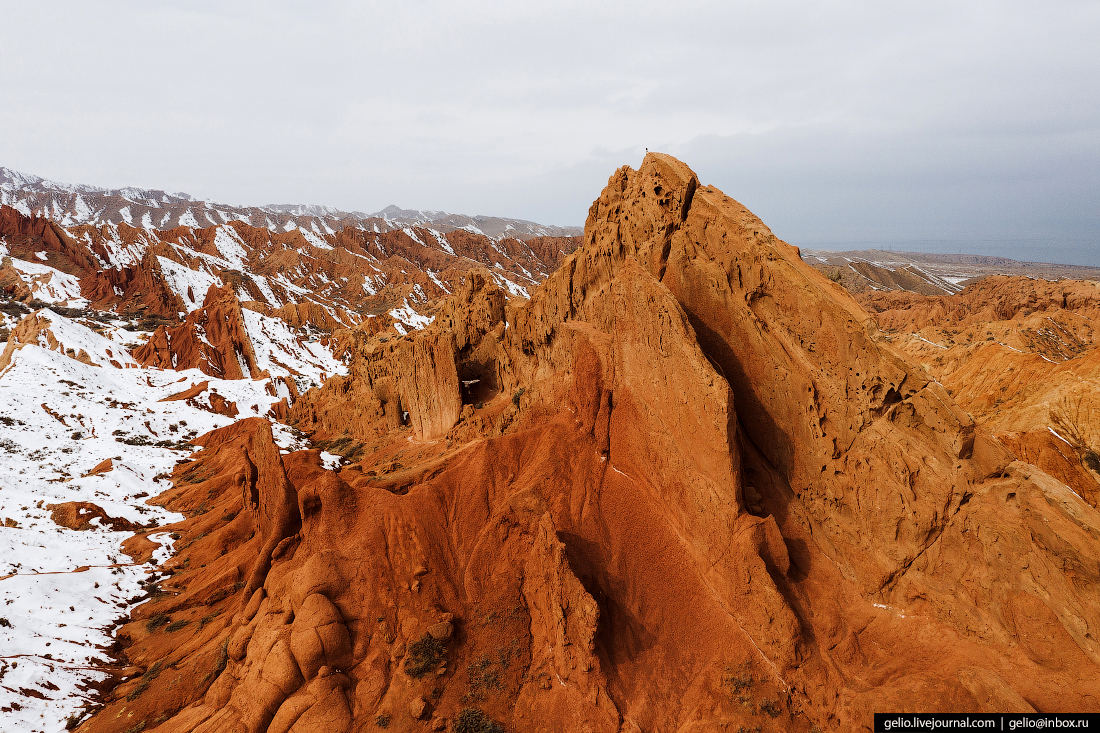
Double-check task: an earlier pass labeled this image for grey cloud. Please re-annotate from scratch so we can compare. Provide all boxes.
[0,0,1096,262]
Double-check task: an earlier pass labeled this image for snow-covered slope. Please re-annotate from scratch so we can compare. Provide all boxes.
[0,306,335,731]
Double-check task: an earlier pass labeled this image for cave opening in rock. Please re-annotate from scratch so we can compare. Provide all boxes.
[457,351,499,405]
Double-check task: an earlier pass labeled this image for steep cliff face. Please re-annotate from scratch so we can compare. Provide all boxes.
[80,155,1100,733]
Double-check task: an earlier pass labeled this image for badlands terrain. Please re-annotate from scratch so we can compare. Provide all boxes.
[0,155,1098,732]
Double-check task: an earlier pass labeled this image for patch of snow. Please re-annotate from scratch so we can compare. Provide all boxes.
[388,300,433,331]
[910,334,947,350]
[212,226,249,270]
[298,229,333,250]
[178,209,200,228]
[492,272,529,299]
[1048,427,1074,446]
[25,310,140,368]
[241,309,346,383]
[402,227,425,246]
[7,258,85,305]
[0,340,289,730]
[155,256,223,313]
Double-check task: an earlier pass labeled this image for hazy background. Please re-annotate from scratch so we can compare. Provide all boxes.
[1,1,1097,264]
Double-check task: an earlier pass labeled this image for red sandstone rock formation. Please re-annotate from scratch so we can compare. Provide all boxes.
[861,276,1100,509]
[133,285,261,379]
[78,155,1100,733]
[46,501,142,532]
[1,203,577,338]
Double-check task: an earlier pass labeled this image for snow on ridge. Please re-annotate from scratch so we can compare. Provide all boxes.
[493,271,529,299]
[388,299,433,332]
[155,256,223,312]
[30,309,139,368]
[429,228,455,255]
[213,226,249,270]
[241,309,346,386]
[10,198,33,218]
[248,273,282,307]
[402,226,426,246]
[298,228,333,251]
[178,209,200,228]
[6,258,85,305]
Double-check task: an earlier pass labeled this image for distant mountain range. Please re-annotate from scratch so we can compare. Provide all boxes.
[802,247,1100,296]
[0,166,582,240]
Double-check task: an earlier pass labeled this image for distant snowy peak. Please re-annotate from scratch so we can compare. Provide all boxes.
[371,204,582,240]
[0,166,192,206]
[0,165,582,240]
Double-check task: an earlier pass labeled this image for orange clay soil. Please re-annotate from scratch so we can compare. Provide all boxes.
[78,154,1100,733]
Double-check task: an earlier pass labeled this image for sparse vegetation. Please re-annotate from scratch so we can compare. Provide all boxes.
[0,300,30,317]
[722,664,757,708]
[165,619,190,633]
[454,707,505,733]
[207,580,246,604]
[759,698,782,718]
[202,638,230,684]
[405,633,446,678]
[145,613,172,632]
[512,386,526,408]
[126,661,164,701]
[1085,449,1100,473]
[375,713,391,728]
[315,434,366,462]
[463,653,502,703]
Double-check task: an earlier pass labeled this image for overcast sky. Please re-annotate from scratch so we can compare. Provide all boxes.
[1,1,1097,264]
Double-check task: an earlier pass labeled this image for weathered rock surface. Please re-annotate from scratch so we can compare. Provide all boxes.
[79,155,1100,733]
[862,275,1100,509]
[133,285,262,379]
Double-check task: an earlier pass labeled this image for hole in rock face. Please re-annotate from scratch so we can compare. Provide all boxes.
[458,352,499,406]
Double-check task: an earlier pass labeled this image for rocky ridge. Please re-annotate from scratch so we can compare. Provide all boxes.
[69,154,1100,733]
